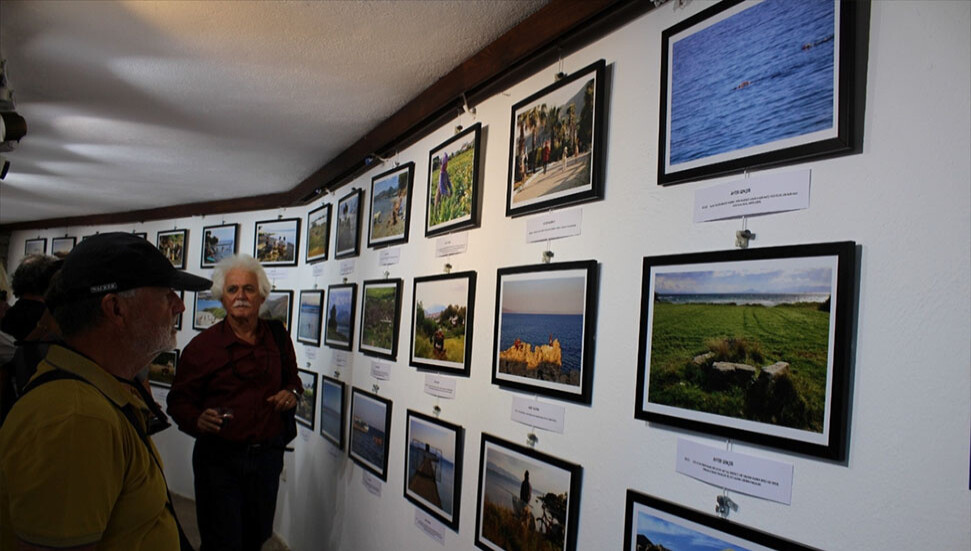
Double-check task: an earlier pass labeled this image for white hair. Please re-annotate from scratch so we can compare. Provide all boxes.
[210,254,271,300]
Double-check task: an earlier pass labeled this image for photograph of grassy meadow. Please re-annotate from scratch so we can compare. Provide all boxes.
[475,434,580,551]
[368,162,413,247]
[426,123,481,237]
[637,242,856,457]
[296,369,317,430]
[359,279,402,359]
[306,203,331,263]
[411,272,476,375]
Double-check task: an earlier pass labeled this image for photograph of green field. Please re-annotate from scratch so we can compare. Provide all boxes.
[359,280,401,358]
[411,273,475,374]
[645,256,838,434]
[426,124,479,235]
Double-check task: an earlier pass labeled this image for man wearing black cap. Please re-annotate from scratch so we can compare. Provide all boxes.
[0,232,211,551]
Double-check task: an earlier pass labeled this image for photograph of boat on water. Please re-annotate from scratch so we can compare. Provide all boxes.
[475,433,581,551]
[635,241,857,459]
[624,489,821,551]
[349,387,392,481]
[254,218,300,267]
[295,369,317,430]
[359,279,403,360]
[410,271,476,376]
[491,261,598,404]
[404,410,464,530]
[658,0,869,185]
[368,162,414,248]
[200,223,238,268]
[319,375,346,450]
[296,290,323,346]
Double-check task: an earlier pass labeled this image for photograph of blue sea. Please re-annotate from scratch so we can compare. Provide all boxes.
[298,294,322,341]
[350,393,388,471]
[406,417,458,517]
[668,0,836,167]
[482,444,570,519]
[635,510,755,551]
[320,381,343,443]
[203,225,235,264]
[499,313,584,372]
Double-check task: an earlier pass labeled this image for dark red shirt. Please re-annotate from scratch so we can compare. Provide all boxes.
[167,319,300,444]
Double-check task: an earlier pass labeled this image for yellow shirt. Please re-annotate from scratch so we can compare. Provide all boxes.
[0,345,179,550]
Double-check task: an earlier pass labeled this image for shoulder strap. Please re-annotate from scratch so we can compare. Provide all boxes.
[266,319,290,365]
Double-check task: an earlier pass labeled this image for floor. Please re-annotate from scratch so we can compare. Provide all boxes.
[171,493,289,551]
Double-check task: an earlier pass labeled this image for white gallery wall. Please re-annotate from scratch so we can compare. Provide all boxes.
[5,2,969,549]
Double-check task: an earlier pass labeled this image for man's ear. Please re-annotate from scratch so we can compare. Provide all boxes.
[100,293,129,328]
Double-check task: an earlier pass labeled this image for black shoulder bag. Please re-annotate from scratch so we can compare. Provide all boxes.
[266,319,298,448]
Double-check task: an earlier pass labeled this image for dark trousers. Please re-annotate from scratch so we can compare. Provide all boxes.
[193,438,284,551]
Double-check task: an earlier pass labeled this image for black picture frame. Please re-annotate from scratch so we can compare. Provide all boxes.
[174,290,184,330]
[51,236,76,259]
[201,223,239,268]
[404,409,464,531]
[192,290,226,331]
[349,387,393,481]
[254,218,301,267]
[658,0,869,186]
[491,260,599,404]
[335,188,363,259]
[147,349,180,388]
[368,162,415,249]
[635,241,857,460]
[24,238,46,255]
[359,278,403,360]
[475,433,582,551]
[425,122,482,237]
[324,283,358,351]
[410,271,476,377]
[506,59,606,217]
[259,289,293,334]
[296,368,318,430]
[306,203,332,263]
[296,289,324,346]
[157,229,188,270]
[625,489,821,551]
[319,375,346,449]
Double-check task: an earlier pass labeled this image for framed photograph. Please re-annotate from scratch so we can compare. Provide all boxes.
[324,283,357,351]
[51,236,76,259]
[368,162,415,248]
[157,229,188,269]
[306,203,332,263]
[335,188,363,259]
[625,489,820,551]
[319,375,346,449]
[201,223,239,268]
[174,290,184,330]
[492,261,598,404]
[192,290,226,331]
[359,278,403,360]
[348,387,393,481]
[404,410,464,531]
[658,0,870,186]
[296,289,324,346]
[425,122,482,237]
[507,59,606,217]
[295,368,318,430]
[147,349,180,388]
[259,289,293,333]
[636,241,857,459]
[475,433,582,551]
[24,238,46,255]
[410,271,476,376]
[254,218,300,267]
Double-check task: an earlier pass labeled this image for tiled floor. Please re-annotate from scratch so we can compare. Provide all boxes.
[171,493,289,551]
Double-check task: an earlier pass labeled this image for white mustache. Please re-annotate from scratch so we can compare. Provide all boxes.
[233,300,252,308]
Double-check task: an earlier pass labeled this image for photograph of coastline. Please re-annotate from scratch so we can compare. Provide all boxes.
[319,376,345,449]
[296,290,324,346]
[404,410,464,530]
[475,434,581,551]
[359,279,402,359]
[492,261,597,403]
[368,162,414,248]
[335,189,362,259]
[636,242,857,459]
[349,387,392,481]
[296,369,317,430]
[147,349,179,388]
[325,283,357,350]
[410,272,476,376]
[426,123,481,237]
[259,289,292,333]
[201,223,238,268]
[255,218,300,266]
[51,237,75,259]
[24,238,46,255]
[193,290,226,330]
[306,203,331,263]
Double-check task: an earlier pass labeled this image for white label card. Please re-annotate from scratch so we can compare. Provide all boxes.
[265,268,289,282]
[300,427,310,443]
[334,351,349,369]
[304,347,317,360]
[510,396,565,434]
[435,233,469,257]
[312,263,326,278]
[694,169,811,222]
[525,208,582,243]
[379,248,401,266]
[370,361,391,381]
[414,509,446,546]
[340,259,356,276]
[424,374,457,399]
[676,439,793,505]
[151,386,169,404]
[362,470,382,497]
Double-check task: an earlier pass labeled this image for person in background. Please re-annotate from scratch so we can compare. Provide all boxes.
[168,254,301,551]
[1,254,60,342]
[0,232,211,550]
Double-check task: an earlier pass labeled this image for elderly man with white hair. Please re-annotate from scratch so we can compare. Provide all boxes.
[168,254,300,551]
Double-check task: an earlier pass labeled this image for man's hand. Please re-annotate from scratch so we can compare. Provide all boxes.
[196,408,229,433]
[267,390,298,412]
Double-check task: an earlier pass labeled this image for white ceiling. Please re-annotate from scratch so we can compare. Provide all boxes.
[0,0,547,225]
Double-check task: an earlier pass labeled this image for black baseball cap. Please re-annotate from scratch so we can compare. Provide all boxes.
[48,232,211,308]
